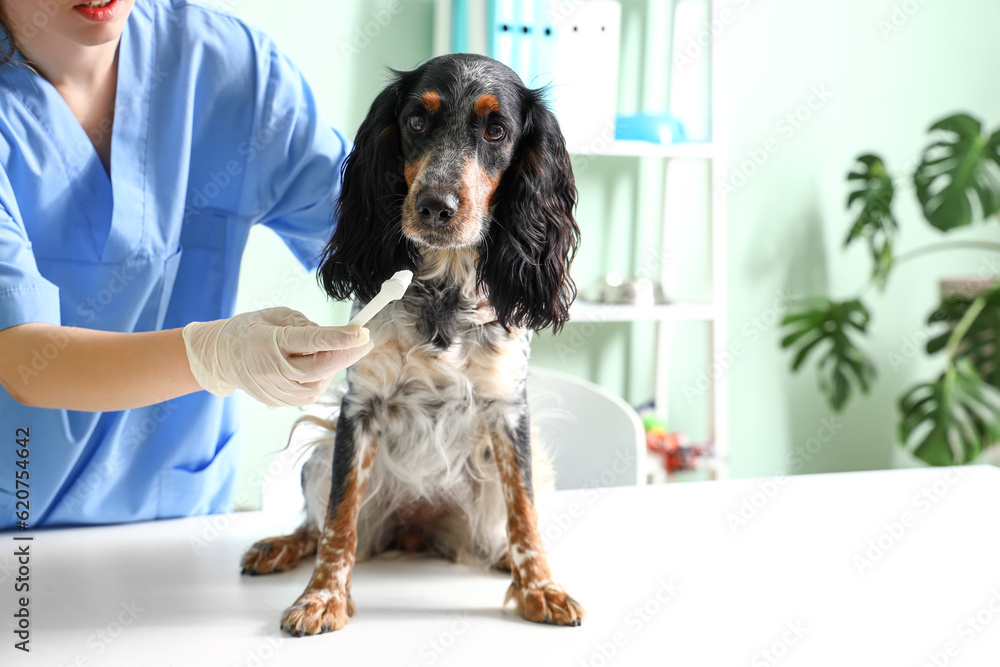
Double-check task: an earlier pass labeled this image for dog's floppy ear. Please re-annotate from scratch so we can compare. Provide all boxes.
[479,88,581,332]
[319,71,418,303]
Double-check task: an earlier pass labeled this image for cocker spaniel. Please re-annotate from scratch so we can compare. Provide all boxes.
[241,53,583,636]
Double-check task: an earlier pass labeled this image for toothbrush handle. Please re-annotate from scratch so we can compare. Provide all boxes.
[348,300,386,328]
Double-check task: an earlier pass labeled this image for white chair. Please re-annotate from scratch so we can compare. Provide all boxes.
[526,367,646,490]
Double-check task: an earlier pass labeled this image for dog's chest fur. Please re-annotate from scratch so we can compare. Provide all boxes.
[342,250,531,496]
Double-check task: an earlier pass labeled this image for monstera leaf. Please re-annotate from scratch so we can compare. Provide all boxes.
[781,298,877,411]
[926,284,1000,388]
[914,114,1000,231]
[845,154,897,286]
[899,358,1000,465]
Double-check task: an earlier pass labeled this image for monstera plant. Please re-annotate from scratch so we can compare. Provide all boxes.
[781,113,1000,466]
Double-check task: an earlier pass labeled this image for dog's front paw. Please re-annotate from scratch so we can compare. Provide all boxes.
[280,590,356,636]
[505,581,585,627]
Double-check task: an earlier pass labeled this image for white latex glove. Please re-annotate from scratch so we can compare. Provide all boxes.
[182,307,373,408]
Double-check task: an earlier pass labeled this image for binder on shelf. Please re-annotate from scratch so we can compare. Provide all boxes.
[433,0,452,56]
[452,0,470,52]
[489,0,517,69]
[452,0,622,153]
[531,2,557,89]
[548,0,621,152]
[450,0,490,55]
[466,0,489,53]
[514,0,533,85]
[484,0,554,87]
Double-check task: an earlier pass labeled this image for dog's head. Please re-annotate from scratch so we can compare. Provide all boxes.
[319,54,580,331]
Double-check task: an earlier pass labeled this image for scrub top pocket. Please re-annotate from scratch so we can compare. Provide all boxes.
[164,211,238,329]
[157,427,240,519]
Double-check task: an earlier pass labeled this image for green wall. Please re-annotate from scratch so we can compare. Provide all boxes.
[226,0,1000,507]
[723,0,1000,478]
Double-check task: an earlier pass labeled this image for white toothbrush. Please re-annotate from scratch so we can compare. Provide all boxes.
[347,270,414,327]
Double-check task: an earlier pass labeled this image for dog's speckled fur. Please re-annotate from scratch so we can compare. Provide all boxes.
[241,54,583,636]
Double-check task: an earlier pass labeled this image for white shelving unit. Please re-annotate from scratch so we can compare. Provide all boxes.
[564,0,727,481]
[566,148,727,481]
[432,0,728,481]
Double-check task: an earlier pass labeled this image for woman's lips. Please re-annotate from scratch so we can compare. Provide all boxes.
[73,0,121,23]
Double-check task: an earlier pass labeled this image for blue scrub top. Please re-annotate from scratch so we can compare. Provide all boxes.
[0,0,349,529]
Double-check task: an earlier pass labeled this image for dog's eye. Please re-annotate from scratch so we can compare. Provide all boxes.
[408,114,427,133]
[485,123,506,142]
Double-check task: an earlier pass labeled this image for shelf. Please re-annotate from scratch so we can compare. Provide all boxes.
[569,140,717,159]
[569,301,718,323]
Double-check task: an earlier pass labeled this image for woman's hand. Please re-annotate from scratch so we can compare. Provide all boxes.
[182,307,373,408]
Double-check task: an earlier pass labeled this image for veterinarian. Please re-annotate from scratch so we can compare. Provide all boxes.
[0,0,373,530]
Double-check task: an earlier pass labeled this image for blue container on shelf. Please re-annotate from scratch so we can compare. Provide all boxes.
[615,112,688,145]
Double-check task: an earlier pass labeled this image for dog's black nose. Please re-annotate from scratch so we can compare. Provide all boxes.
[416,192,459,227]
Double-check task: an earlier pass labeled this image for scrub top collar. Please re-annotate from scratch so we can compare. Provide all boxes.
[0,12,151,264]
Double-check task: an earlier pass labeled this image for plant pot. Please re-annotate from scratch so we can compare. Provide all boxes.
[940,278,998,301]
